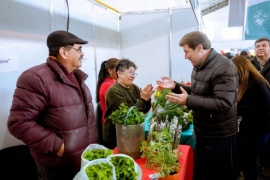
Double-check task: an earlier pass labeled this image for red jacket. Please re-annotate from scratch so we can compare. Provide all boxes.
[99,77,116,125]
[7,58,98,171]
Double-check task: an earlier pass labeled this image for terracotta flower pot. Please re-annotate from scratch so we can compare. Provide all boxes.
[159,172,180,180]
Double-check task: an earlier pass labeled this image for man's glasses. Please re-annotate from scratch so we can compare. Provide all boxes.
[65,45,83,53]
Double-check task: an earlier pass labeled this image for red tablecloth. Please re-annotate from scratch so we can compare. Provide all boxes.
[113,145,194,180]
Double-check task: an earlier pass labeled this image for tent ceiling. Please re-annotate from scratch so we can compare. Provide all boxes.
[94,0,190,13]
[94,0,228,13]
[200,0,228,15]
[94,0,230,28]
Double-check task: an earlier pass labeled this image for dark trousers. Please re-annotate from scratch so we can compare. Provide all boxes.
[193,134,236,180]
[258,132,270,179]
[35,162,78,180]
[234,132,270,180]
[234,133,259,180]
[259,132,270,167]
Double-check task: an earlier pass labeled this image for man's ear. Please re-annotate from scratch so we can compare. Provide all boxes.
[197,44,203,51]
[59,47,68,59]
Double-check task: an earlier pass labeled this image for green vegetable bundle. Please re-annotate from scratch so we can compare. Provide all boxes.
[85,162,114,180]
[83,149,113,161]
[75,153,141,180]
[108,154,139,180]
[81,144,113,168]
[109,103,145,125]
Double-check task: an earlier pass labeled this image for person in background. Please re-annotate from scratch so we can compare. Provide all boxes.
[103,58,153,149]
[96,58,120,144]
[250,37,270,179]
[250,37,270,75]
[231,55,270,179]
[240,50,251,60]
[156,31,238,180]
[224,51,234,59]
[7,30,98,180]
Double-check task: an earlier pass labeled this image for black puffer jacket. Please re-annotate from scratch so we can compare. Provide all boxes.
[238,79,270,134]
[250,57,270,83]
[7,58,98,171]
[174,49,238,138]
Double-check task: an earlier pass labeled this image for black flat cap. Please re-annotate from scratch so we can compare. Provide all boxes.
[47,30,88,48]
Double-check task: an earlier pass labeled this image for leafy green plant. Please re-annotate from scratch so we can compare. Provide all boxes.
[109,103,145,125]
[82,149,113,161]
[109,155,139,180]
[141,127,181,178]
[85,162,113,180]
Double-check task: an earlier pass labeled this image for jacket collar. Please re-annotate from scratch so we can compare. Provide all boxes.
[194,48,216,70]
[46,57,88,84]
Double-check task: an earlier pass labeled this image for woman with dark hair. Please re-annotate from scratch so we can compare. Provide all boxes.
[96,58,120,143]
[232,55,270,179]
[103,58,153,149]
[96,58,120,124]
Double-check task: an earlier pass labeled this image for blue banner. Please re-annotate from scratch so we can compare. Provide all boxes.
[244,0,270,40]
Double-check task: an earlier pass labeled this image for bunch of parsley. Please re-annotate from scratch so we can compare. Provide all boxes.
[82,149,113,161]
[109,103,145,125]
[85,162,113,180]
[109,156,139,180]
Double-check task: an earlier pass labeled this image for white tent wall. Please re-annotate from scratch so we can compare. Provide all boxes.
[170,8,198,82]
[0,0,198,150]
[119,8,197,88]
[94,5,120,75]
[0,0,56,149]
[120,11,171,87]
[0,0,120,149]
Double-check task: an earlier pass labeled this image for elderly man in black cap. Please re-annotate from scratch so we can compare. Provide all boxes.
[7,30,98,180]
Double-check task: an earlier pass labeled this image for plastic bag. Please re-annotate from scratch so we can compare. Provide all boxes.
[107,154,142,180]
[74,158,117,180]
[81,144,112,168]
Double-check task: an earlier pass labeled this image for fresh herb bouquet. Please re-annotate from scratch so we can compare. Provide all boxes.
[75,144,142,180]
[82,148,113,161]
[81,144,113,168]
[109,103,145,125]
[148,86,193,149]
[84,161,114,180]
[107,154,140,180]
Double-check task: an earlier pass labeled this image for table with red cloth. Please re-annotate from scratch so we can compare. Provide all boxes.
[113,144,194,180]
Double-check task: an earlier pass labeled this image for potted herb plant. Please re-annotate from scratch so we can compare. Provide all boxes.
[109,103,146,159]
[140,127,182,179]
[140,86,192,179]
